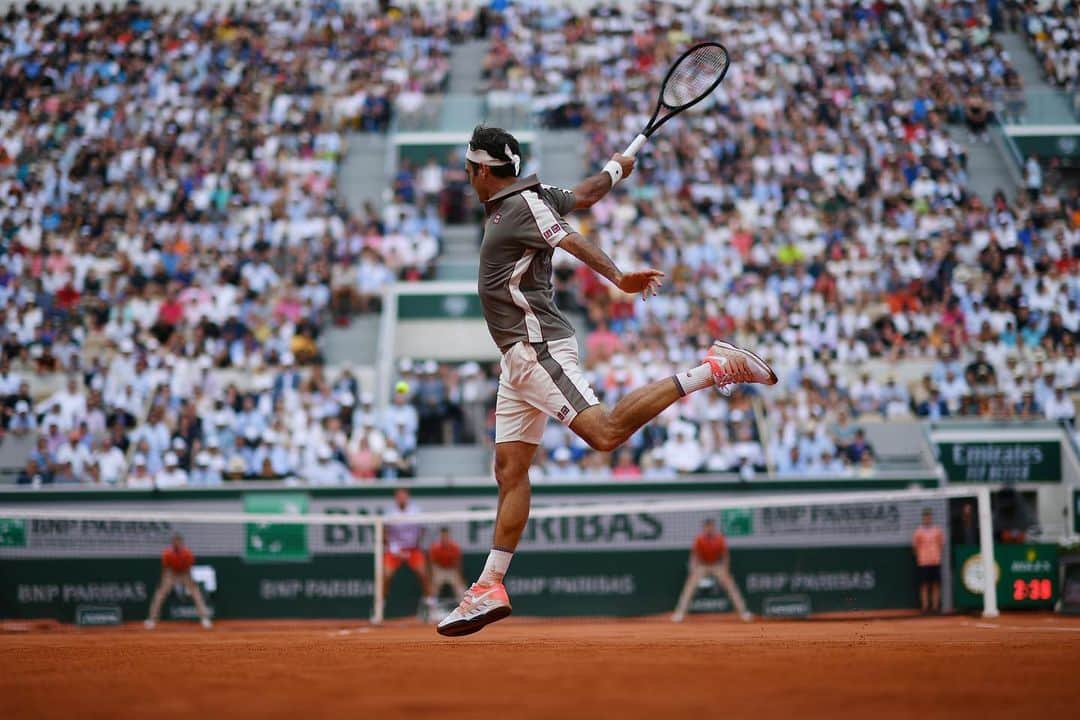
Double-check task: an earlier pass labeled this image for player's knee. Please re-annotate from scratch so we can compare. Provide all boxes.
[493,459,528,488]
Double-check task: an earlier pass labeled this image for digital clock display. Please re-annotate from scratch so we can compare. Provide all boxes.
[1012,578,1053,602]
[953,544,1059,610]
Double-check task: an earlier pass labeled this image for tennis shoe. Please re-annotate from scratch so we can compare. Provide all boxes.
[704,341,777,394]
[436,581,511,637]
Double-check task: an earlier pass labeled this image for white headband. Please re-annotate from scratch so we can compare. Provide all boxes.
[466,143,520,176]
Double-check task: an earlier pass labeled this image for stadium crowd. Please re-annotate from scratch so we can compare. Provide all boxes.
[1019,0,1079,92]
[466,0,1078,474]
[3,0,1078,487]
[0,0,473,486]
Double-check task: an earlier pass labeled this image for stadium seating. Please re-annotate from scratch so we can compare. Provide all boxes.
[1,0,1076,487]
[1020,0,1079,92]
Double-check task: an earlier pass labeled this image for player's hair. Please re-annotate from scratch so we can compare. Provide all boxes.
[468,125,520,178]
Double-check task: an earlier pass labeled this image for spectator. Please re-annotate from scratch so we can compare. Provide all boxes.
[546,447,582,479]
[306,446,350,485]
[846,430,875,465]
[17,458,49,487]
[611,449,642,479]
[127,456,154,489]
[1044,386,1077,422]
[155,452,188,489]
[661,424,705,474]
[189,452,224,487]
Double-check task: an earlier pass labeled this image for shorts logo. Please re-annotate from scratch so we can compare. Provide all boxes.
[492,213,502,224]
[556,405,570,421]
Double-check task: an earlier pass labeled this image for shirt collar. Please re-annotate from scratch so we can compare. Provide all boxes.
[484,174,540,213]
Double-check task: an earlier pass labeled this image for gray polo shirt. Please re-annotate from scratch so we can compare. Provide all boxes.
[478,174,577,353]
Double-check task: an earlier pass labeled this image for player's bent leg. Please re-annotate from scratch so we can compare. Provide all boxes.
[437,441,535,637]
[570,377,682,452]
[569,341,777,453]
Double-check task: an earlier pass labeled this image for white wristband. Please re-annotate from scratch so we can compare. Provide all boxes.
[602,159,623,186]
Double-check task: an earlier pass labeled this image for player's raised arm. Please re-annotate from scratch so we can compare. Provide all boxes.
[571,154,636,210]
[559,231,663,301]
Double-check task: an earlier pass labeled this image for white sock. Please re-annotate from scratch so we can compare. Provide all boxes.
[478,548,513,584]
[673,363,714,395]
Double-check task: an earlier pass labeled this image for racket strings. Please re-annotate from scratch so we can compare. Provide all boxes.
[662,46,728,109]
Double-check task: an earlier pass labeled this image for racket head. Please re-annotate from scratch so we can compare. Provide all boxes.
[640,41,730,139]
[660,41,730,111]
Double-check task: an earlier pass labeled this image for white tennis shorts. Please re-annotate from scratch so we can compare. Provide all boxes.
[495,337,600,445]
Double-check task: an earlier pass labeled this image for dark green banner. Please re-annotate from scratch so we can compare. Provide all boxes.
[0,518,26,547]
[0,546,920,622]
[1008,133,1080,161]
[244,493,310,562]
[937,441,1061,483]
[396,293,484,320]
[953,544,1058,610]
[1074,490,1080,534]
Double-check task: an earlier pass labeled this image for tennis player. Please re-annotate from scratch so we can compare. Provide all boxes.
[145,533,212,629]
[436,126,777,636]
[671,518,752,623]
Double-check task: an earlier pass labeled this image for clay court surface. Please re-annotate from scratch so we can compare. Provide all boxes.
[3,614,1079,719]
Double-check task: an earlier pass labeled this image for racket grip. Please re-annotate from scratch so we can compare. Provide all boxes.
[623,134,648,158]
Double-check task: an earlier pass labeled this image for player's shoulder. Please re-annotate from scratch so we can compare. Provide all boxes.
[540,183,574,197]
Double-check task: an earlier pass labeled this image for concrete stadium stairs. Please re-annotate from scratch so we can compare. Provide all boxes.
[415,445,491,480]
[322,314,381,366]
[339,133,390,216]
[999,32,1076,124]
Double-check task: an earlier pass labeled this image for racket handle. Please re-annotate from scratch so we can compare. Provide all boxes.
[623,134,648,158]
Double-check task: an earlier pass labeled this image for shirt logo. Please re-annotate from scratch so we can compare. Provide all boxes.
[492,213,502,224]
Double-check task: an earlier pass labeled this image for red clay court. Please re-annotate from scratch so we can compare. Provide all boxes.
[3,613,1079,719]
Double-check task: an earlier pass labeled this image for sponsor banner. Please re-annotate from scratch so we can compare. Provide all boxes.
[762,595,812,617]
[75,605,122,626]
[0,495,944,559]
[244,493,310,562]
[937,441,1061,483]
[1,547,920,621]
[0,517,26,547]
[953,544,1058,610]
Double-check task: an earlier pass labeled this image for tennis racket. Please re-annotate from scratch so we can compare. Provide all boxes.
[622,42,731,158]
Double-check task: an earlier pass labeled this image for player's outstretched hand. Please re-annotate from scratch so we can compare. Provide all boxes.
[617,269,665,301]
[611,153,635,180]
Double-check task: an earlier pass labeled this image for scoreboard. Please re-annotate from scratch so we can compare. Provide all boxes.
[953,544,1058,611]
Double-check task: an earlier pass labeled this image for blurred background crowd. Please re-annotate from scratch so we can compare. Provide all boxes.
[1,0,1076,487]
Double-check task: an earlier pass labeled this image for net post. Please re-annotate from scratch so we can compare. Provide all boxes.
[976,486,999,618]
[372,517,384,625]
